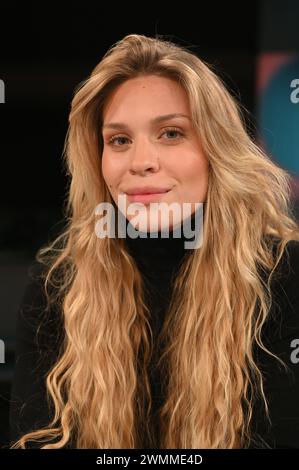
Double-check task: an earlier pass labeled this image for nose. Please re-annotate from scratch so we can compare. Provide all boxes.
[129,137,160,175]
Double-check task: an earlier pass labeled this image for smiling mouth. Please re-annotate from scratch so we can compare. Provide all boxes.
[125,190,171,204]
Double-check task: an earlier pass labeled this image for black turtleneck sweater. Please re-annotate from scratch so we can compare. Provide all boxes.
[123,211,199,448]
[8,212,299,449]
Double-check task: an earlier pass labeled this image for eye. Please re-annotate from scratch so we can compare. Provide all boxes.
[160,127,184,141]
[107,135,130,146]
[105,127,184,148]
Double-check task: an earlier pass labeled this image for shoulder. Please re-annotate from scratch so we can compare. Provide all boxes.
[259,239,299,354]
[16,259,64,351]
[276,238,299,274]
[20,261,48,311]
[252,240,299,448]
[271,239,299,308]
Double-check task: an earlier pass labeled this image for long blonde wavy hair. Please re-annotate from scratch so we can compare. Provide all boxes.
[11,33,299,449]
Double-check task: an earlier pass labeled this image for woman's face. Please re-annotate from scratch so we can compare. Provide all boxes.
[101,74,209,233]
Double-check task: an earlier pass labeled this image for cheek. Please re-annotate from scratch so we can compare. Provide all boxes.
[101,152,116,188]
[102,151,126,187]
[181,157,209,198]
[101,159,116,196]
[101,152,109,182]
[181,156,209,182]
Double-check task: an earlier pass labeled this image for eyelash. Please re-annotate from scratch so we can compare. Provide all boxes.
[107,127,184,147]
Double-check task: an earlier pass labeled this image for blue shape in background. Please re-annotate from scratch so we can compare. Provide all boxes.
[259,58,299,176]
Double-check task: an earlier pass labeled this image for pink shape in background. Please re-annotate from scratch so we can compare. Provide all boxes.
[256,52,299,201]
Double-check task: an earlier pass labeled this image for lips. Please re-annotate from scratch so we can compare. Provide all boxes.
[125,186,171,195]
[124,186,171,204]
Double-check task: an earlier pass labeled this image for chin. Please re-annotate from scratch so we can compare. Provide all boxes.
[124,202,186,234]
[127,214,178,235]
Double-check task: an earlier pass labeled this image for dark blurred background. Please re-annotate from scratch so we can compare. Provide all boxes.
[0,1,298,447]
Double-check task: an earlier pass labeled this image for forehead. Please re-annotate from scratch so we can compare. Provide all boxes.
[102,75,190,123]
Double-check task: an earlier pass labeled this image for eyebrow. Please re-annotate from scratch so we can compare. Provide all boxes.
[102,113,191,130]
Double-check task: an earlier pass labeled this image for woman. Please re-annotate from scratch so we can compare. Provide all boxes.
[9,33,299,449]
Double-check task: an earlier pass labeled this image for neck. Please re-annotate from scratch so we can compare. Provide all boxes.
[122,205,203,277]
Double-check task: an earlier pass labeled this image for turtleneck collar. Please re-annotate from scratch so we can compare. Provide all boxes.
[122,205,203,279]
